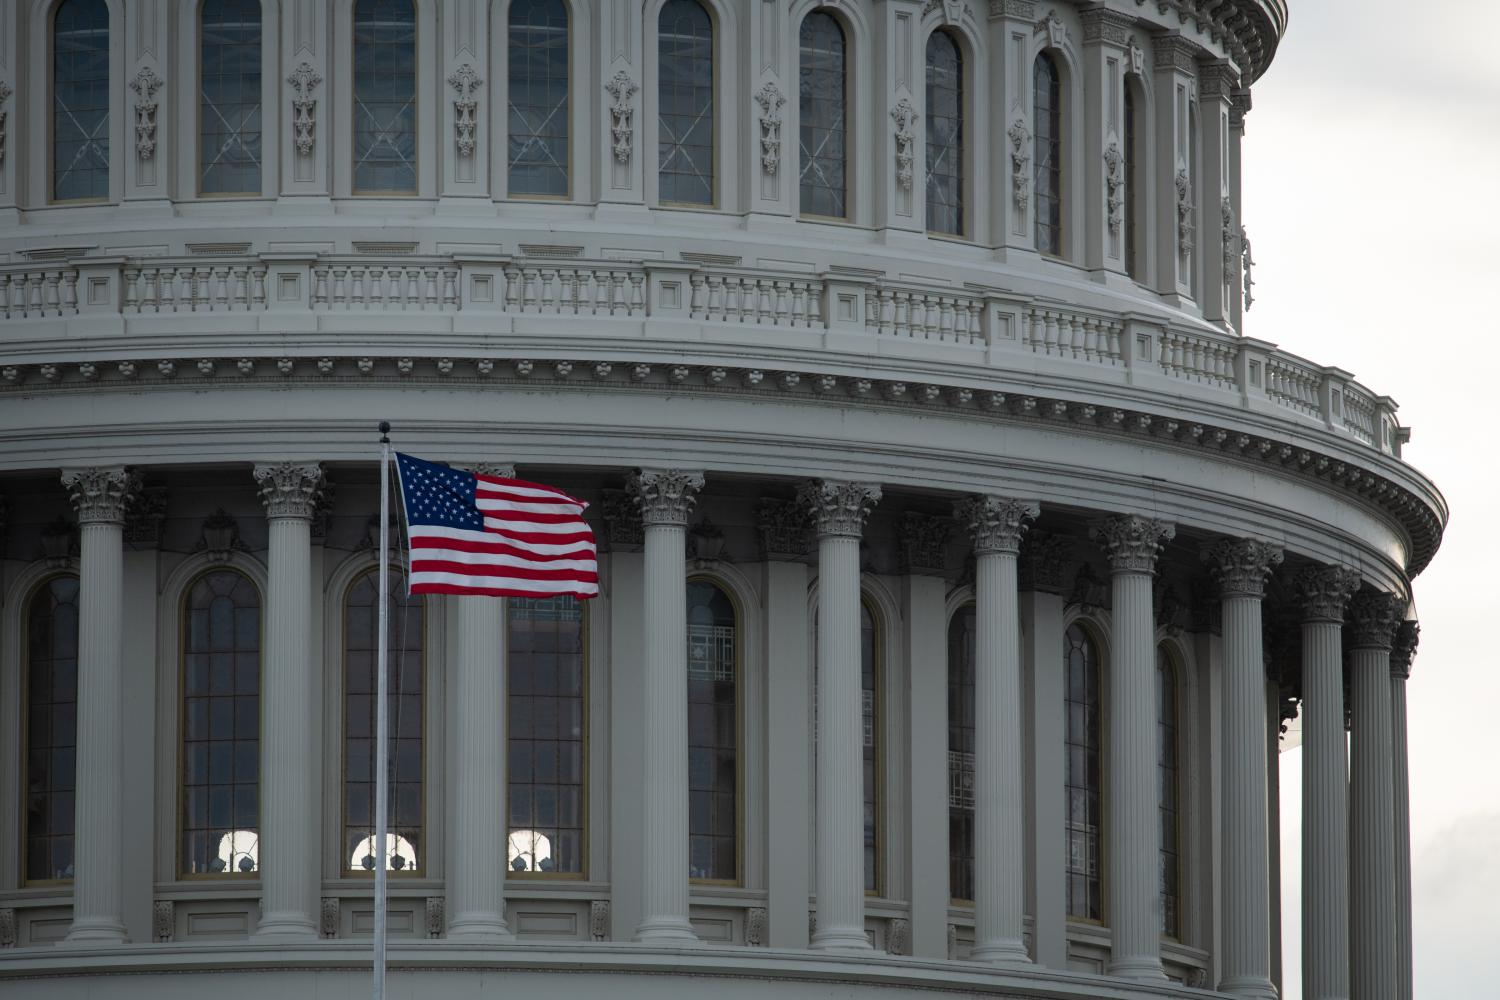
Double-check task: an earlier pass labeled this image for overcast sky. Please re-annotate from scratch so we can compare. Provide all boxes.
[1241,2,1500,996]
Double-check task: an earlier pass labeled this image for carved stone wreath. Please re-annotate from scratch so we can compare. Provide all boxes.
[891,98,918,192]
[287,62,323,156]
[1008,116,1032,211]
[447,63,483,158]
[605,70,639,165]
[129,66,164,160]
[753,81,786,175]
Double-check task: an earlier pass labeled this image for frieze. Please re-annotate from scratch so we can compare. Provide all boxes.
[1203,537,1283,599]
[798,479,881,539]
[627,469,705,528]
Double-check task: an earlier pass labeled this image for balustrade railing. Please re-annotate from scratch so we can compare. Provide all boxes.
[312,261,459,311]
[124,263,269,313]
[1265,355,1322,417]
[1022,306,1124,365]
[507,264,643,317]
[691,271,821,327]
[864,286,983,344]
[0,266,79,319]
[1159,328,1237,389]
[1342,383,1378,446]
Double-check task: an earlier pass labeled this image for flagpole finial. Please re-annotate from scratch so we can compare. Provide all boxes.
[378,420,391,443]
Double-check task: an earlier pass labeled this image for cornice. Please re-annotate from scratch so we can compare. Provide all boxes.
[0,352,1446,577]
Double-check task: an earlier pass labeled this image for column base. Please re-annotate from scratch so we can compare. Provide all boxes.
[1108,956,1168,980]
[447,914,515,944]
[63,917,128,945]
[810,925,873,952]
[633,915,698,944]
[1218,973,1278,999]
[970,939,1031,965]
[253,912,318,941]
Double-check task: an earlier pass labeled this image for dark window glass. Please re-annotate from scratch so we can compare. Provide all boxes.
[25,577,79,882]
[200,0,262,195]
[508,0,569,197]
[925,31,963,236]
[687,580,736,881]
[353,0,416,193]
[1158,646,1182,938]
[52,0,110,201]
[798,11,846,220]
[657,0,714,206]
[344,570,424,873]
[862,600,880,893]
[181,571,260,876]
[1123,82,1138,279]
[948,604,976,901]
[1064,623,1102,920]
[508,595,586,876]
[1034,52,1063,255]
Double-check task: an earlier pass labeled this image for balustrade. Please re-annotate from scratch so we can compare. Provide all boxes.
[1265,355,1321,417]
[0,267,79,319]
[124,263,268,313]
[1158,329,1237,389]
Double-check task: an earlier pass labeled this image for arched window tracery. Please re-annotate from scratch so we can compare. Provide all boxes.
[52,0,111,202]
[657,0,715,206]
[508,0,571,198]
[687,578,737,881]
[798,10,847,220]
[1064,621,1102,921]
[199,0,263,195]
[924,30,964,236]
[353,0,417,194]
[24,576,80,883]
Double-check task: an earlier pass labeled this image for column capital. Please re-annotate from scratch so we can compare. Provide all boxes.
[468,462,517,479]
[61,466,142,525]
[253,462,326,520]
[1204,537,1283,599]
[1293,564,1362,623]
[1091,514,1174,574]
[1390,620,1420,680]
[797,480,881,539]
[954,495,1039,556]
[626,469,705,527]
[1346,590,1404,650]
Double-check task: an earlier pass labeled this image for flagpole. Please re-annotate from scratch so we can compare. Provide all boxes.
[374,421,392,1000]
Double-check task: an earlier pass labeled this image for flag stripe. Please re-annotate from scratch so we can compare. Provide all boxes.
[410,548,599,571]
[411,577,600,598]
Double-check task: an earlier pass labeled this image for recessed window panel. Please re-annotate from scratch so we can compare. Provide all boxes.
[1034,52,1063,256]
[508,0,570,197]
[353,0,417,194]
[657,0,715,206]
[947,604,976,901]
[798,11,847,220]
[925,31,963,236]
[862,600,880,893]
[200,0,262,195]
[52,0,110,202]
[687,580,736,881]
[1064,623,1102,921]
[1123,82,1139,279]
[25,577,79,883]
[1158,646,1182,938]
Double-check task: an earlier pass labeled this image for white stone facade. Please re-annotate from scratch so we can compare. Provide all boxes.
[0,2,1443,1000]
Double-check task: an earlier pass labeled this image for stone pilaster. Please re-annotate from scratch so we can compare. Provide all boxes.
[1079,4,1135,275]
[1150,34,1199,304]
[1390,619,1418,1000]
[60,467,140,944]
[1198,61,1238,324]
[955,496,1038,964]
[799,479,881,951]
[1206,538,1284,999]
[1092,515,1175,979]
[252,462,323,939]
[1347,590,1402,1000]
[1294,565,1360,1000]
[627,469,705,942]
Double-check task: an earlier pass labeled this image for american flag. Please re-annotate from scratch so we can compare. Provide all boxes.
[394,453,598,599]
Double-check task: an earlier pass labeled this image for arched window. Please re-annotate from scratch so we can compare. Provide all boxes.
[24,577,80,883]
[508,595,587,876]
[924,30,963,236]
[508,0,570,198]
[199,0,262,195]
[343,569,424,873]
[1033,52,1063,256]
[657,0,715,206]
[798,10,847,220]
[1064,622,1102,920]
[861,598,880,893]
[947,603,976,901]
[1123,81,1139,279]
[1157,645,1182,938]
[180,571,261,876]
[687,579,736,881]
[52,0,110,202]
[353,0,417,194]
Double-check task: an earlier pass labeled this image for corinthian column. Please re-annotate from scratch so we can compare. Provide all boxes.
[955,495,1038,964]
[1390,620,1419,1000]
[252,462,324,939]
[1294,565,1361,1000]
[627,469,705,943]
[1091,515,1175,979]
[1347,589,1402,1000]
[799,479,881,951]
[1206,538,1284,1000]
[61,467,140,944]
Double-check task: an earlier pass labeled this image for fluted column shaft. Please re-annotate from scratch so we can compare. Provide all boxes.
[447,596,512,939]
[629,470,704,943]
[1347,592,1402,1000]
[62,467,137,943]
[1390,621,1418,1000]
[253,463,322,939]
[958,497,1038,964]
[1208,538,1283,1000]
[1295,566,1360,1000]
[801,480,880,951]
[1093,516,1175,979]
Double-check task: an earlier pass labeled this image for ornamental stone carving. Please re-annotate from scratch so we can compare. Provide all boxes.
[605,70,638,164]
[1221,197,1237,280]
[253,462,325,520]
[1079,5,1132,44]
[1390,620,1420,679]
[600,489,644,549]
[1090,514,1175,574]
[891,98,918,191]
[626,469,705,527]
[1175,167,1194,254]
[320,897,339,938]
[797,479,881,539]
[1346,590,1403,650]
[0,907,14,947]
[1035,9,1067,47]
[745,906,767,946]
[589,900,609,941]
[1204,538,1284,598]
[1008,116,1032,210]
[988,1,1036,19]
[897,511,952,574]
[955,495,1039,556]
[122,486,167,545]
[1127,39,1145,76]
[153,900,174,942]
[287,62,322,155]
[1240,224,1256,310]
[447,63,483,157]
[1293,564,1361,623]
[924,0,970,23]
[1018,529,1071,592]
[756,497,811,559]
[62,467,142,524]
[0,80,11,167]
[129,66,164,160]
[754,81,786,175]
[1104,137,1125,234]
[887,916,911,956]
[425,896,444,938]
